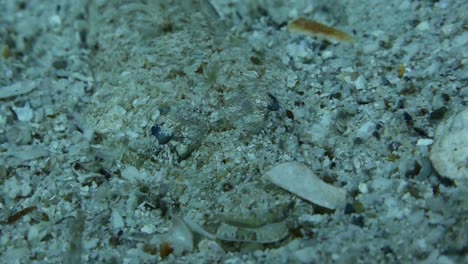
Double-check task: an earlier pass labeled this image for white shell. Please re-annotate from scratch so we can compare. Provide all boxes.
[263,161,346,209]
[166,215,194,255]
[430,108,468,183]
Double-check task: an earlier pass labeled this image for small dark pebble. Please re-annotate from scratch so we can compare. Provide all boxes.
[381,76,390,86]
[109,236,121,247]
[98,168,112,179]
[375,122,383,130]
[413,127,429,138]
[372,131,381,140]
[17,1,26,10]
[250,56,262,65]
[294,101,305,107]
[441,93,450,102]
[222,182,233,192]
[439,176,455,187]
[419,108,429,115]
[285,109,295,120]
[403,112,414,127]
[344,203,356,214]
[52,60,67,70]
[429,106,448,122]
[381,245,394,255]
[397,99,406,109]
[330,92,342,99]
[267,93,280,111]
[314,206,335,215]
[356,99,371,105]
[351,215,365,228]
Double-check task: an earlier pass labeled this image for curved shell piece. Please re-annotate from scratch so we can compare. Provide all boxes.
[430,108,468,183]
[263,161,346,209]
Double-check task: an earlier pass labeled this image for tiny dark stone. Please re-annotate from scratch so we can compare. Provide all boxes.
[429,106,448,122]
[330,92,342,99]
[267,93,280,111]
[73,162,84,171]
[250,56,263,65]
[275,21,288,29]
[413,127,429,138]
[419,108,429,115]
[441,93,450,102]
[256,6,268,17]
[439,176,455,187]
[381,245,394,255]
[403,112,414,127]
[314,205,335,215]
[351,215,365,228]
[381,76,390,86]
[222,182,233,192]
[344,203,356,214]
[17,1,26,10]
[397,99,406,109]
[375,122,383,130]
[356,99,370,105]
[98,168,112,179]
[317,42,329,51]
[410,19,420,27]
[294,101,305,107]
[372,131,381,140]
[432,184,440,196]
[109,236,121,247]
[285,110,295,120]
[289,227,305,238]
[52,60,67,70]
[407,184,422,199]
[324,146,334,159]
[79,29,88,44]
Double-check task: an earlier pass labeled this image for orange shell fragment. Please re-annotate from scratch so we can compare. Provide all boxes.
[288,18,353,43]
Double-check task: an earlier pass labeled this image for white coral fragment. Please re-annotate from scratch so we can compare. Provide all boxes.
[0,80,36,99]
[263,161,346,209]
[430,108,468,183]
[166,215,194,255]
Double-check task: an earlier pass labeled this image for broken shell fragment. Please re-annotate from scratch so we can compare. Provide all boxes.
[165,215,194,255]
[430,108,468,183]
[263,161,346,209]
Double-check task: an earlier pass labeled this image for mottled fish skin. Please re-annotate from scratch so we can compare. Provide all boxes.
[216,221,289,244]
[288,17,353,43]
